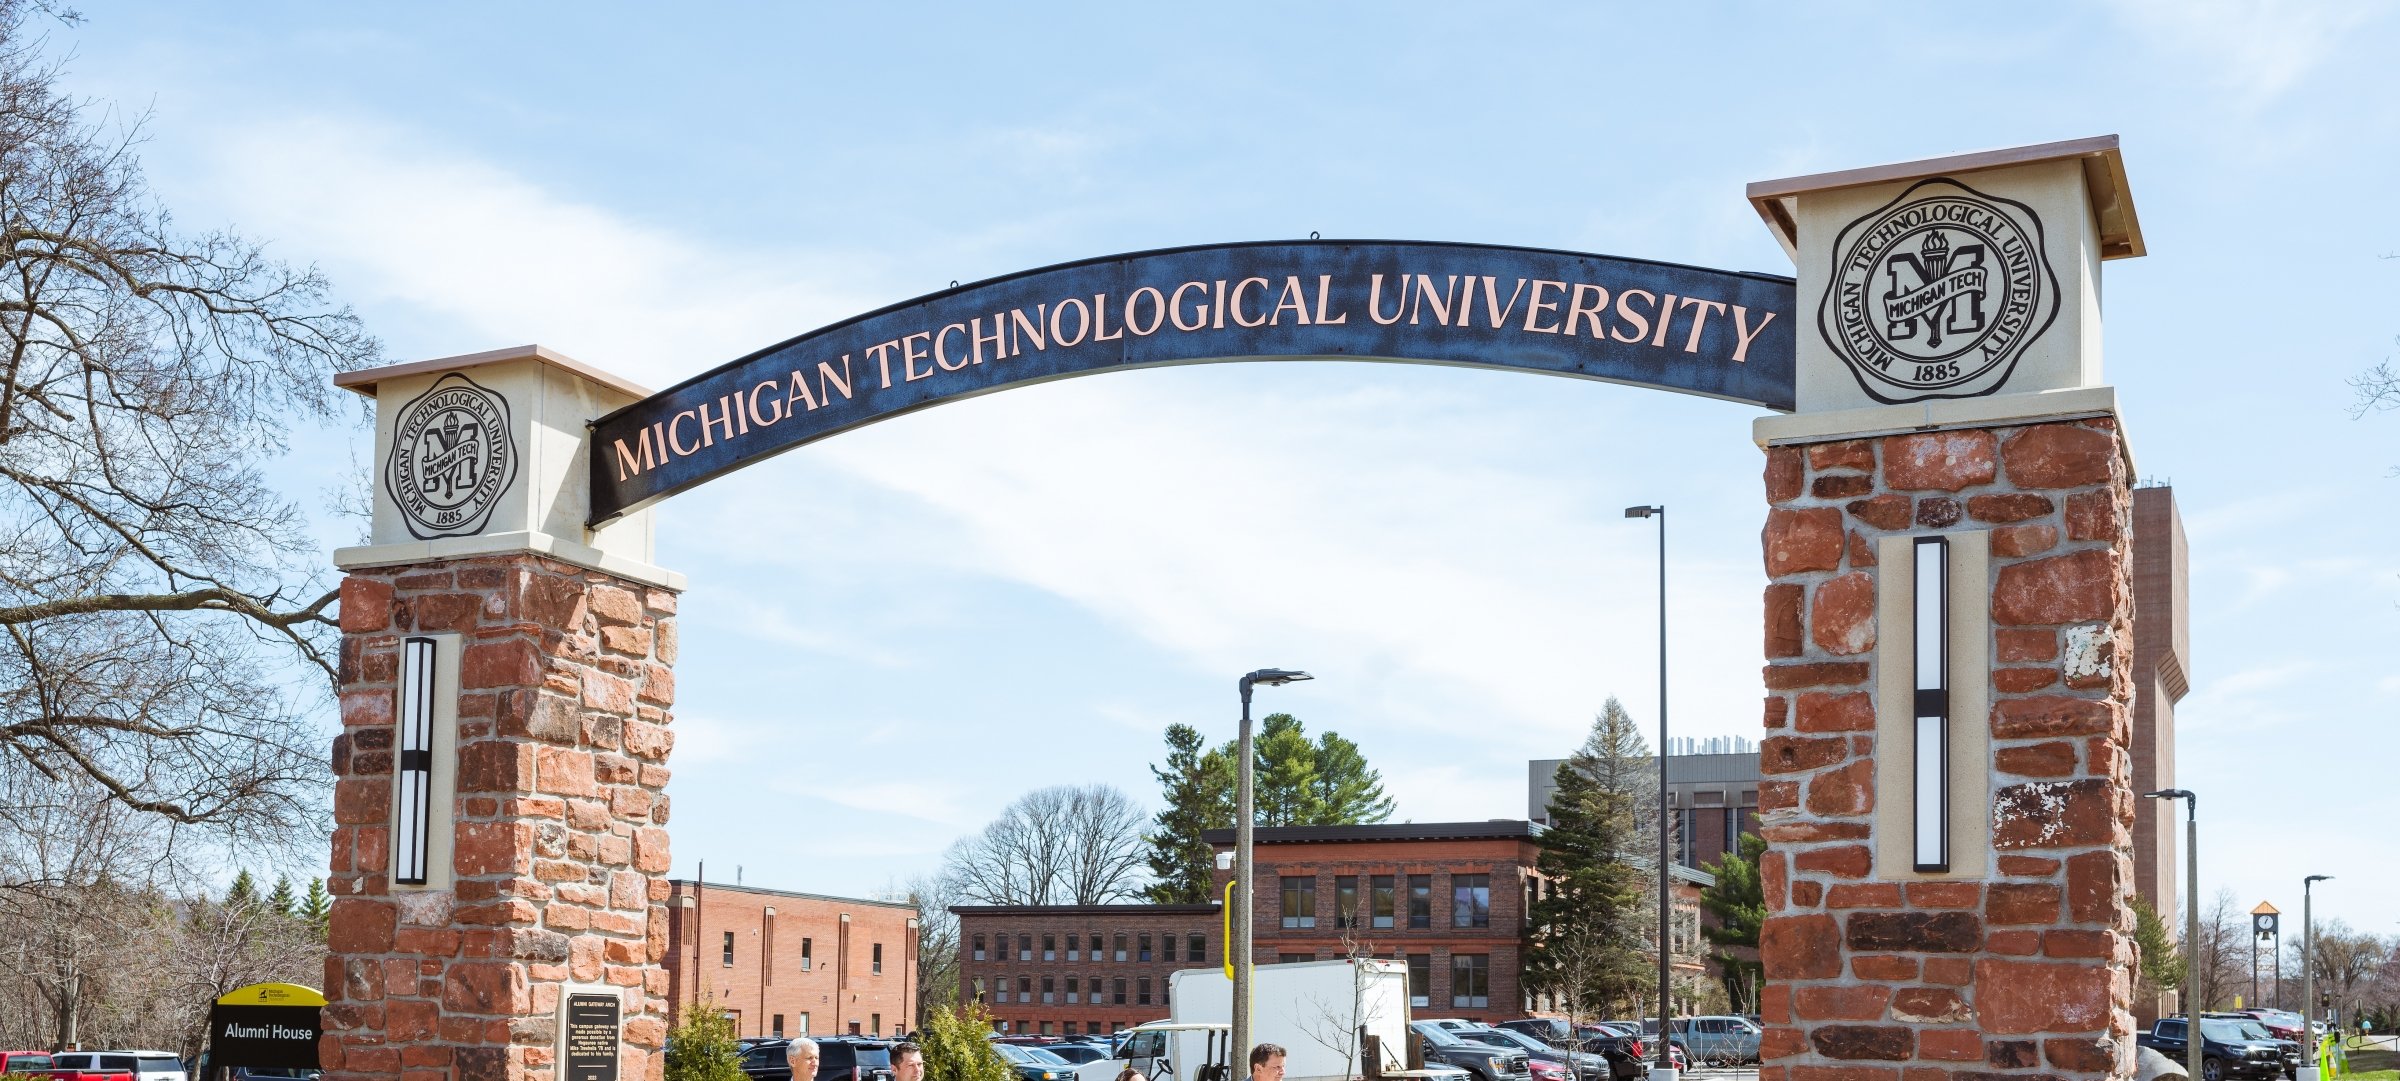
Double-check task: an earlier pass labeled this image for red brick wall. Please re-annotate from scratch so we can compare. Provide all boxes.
[326,554,677,1081]
[954,907,1220,1035]
[1756,419,2138,1081]
[663,882,917,1039]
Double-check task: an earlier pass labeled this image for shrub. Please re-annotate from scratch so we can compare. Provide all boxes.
[920,1003,1015,1081]
[665,1005,749,1081]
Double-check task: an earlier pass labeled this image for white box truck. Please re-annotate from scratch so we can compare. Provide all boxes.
[1079,960,1464,1081]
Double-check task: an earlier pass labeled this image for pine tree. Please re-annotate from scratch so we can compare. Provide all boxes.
[226,869,259,911]
[1308,730,1395,825]
[1699,833,1767,1013]
[1253,714,1323,826]
[1525,713,1652,1022]
[266,875,298,917]
[300,878,333,941]
[2131,894,2184,1003]
[1144,724,1234,904]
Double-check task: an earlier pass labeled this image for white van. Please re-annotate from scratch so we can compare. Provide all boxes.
[1078,960,1468,1081]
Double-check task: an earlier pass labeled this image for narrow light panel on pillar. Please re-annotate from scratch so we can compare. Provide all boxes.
[1913,537,1950,873]
[394,636,436,886]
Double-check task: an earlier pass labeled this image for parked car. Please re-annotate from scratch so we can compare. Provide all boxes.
[993,1043,1075,1081]
[1668,1017,1761,1066]
[1445,1021,1624,1081]
[0,1053,56,1077]
[2205,1014,2300,1079]
[1036,1046,1110,1067]
[740,1040,795,1081]
[1410,1021,1531,1081]
[1494,1017,1645,1066]
[51,1053,143,1081]
[2138,1017,2286,1081]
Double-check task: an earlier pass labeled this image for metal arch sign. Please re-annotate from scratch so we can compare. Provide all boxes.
[588,240,1796,522]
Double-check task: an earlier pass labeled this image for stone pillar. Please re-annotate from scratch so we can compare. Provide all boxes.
[1756,415,2138,1079]
[320,347,681,1081]
[1743,138,2151,1081]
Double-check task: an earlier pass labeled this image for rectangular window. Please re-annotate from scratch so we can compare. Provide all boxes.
[1280,876,1317,929]
[1043,934,1056,961]
[1408,875,1432,928]
[1188,933,1206,961]
[1451,954,1490,1008]
[1114,933,1127,962]
[1371,875,1396,928]
[870,1013,880,1036]
[801,937,813,971]
[1067,933,1079,961]
[1066,976,1080,1004]
[1138,933,1152,962]
[872,943,883,975]
[1406,954,1431,1008]
[1113,978,1127,1005]
[764,910,776,985]
[1336,876,1359,928]
[1020,934,1032,962]
[1090,930,1102,963]
[973,934,986,962]
[722,931,735,968]
[1278,953,1313,963]
[798,1012,809,1036]
[773,1014,785,1038]
[1042,976,1055,1004]
[1162,933,1178,962]
[1452,874,1490,928]
[1018,976,1031,1001]
[1138,978,1153,1006]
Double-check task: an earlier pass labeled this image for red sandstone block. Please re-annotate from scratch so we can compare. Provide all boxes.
[455,821,535,876]
[1975,957,2112,1034]
[1847,493,1910,531]
[637,664,676,705]
[1806,758,1876,816]
[1826,883,1903,909]
[2046,1036,2120,1073]
[1883,430,1997,491]
[1902,1069,1947,1081]
[1968,493,2055,522]
[1765,507,1845,576]
[1995,740,2078,777]
[1809,440,1874,472]
[1766,584,1804,658]
[1795,984,1890,1021]
[1766,447,1804,504]
[1852,955,1917,981]
[1765,663,1872,690]
[1923,957,1972,986]
[1998,855,2062,877]
[2066,850,2127,923]
[1760,820,1872,844]
[2066,489,2123,541]
[1794,844,1872,878]
[1796,692,1875,733]
[1993,550,2122,626]
[1994,778,2124,849]
[1996,627,2058,662]
[1992,667,2060,693]
[1846,531,1877,568]
[1986,930,2042,955]
[1993,696,2116,739]
[461,638,543,690]
[625,720,673,761]
[1761,914,1843,979]
[1810,573,1877,655]
[2044,929,2113,959]
[1762,735,1850,775]
[340,577,396,633]
[634,827,673,874]
[1761,984,1791,1024]
[2003,424,2117,488]
[1792,880,1823,907]
[535,745,601,798]
[1790,1066,1897,1081]
[1917,1030,1982,1062]
[339,689,395,730]
[592,584,643,626]
[444,962,530,1015]
[1991,524,2060,558]
[1763,695,1789,731]
[328,898,397,954]
[1890,986,1970,1024]
[344,1047,401,1075]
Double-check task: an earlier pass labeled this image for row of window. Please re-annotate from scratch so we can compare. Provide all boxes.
[992,1020,1124,1036]
[1277,873,1491,930]
[970,931,1209,964]
[738,1012,891,1039]
[718,932,883,976]
[973,974,1168,1007]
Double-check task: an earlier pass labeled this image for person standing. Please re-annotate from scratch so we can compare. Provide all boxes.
[1249,1044,1285,1081]
[786,1039,820,1081]
[892,1043,924,1081]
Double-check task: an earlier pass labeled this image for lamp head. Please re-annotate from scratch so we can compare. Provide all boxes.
[2142,788,2193,801]
[1243,668,1314,688]
[1623,505,1660,519]
[2307,875,2333,885]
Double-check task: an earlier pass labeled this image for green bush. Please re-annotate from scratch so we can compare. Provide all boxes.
[665,1005,749,1081]
[920,1003,1015,1081]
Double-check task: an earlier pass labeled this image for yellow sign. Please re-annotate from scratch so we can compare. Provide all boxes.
[1222,880,1237,980]
[215,982,327,1007]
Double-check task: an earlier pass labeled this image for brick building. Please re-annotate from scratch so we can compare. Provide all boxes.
[950,903,1222,1036]
[2129,483,2190,1022]
[1529,749,1765,872]
[664,880,920,1041]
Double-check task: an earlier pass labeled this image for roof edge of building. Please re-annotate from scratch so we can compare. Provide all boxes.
[950,903,1223,917]
[1198,819,1546,846]
[666,879,920,911]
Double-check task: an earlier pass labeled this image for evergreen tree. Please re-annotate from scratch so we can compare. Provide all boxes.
[300,878,333,941]
[919,1003,1013,1081]
[1308,730,1395,825]
[1253,714,1323,826]
[1144,724,1234,903]
[662,1005,746,1081]
[265,875,297,917]
[2131,894,2184,1003]
[1524,704,1653,1021]
[1699,833,1767,1013]
[226,869,259,911]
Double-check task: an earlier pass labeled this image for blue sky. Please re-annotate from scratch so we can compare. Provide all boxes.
[56,2,2400,932]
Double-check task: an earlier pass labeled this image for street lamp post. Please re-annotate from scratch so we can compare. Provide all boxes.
[2145,789,2198,1081]
[1625,504,1672,1077]
[1233,668,1312,1072]
[2304,875,2333,1077]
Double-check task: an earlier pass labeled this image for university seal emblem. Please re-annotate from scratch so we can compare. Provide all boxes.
[385,373,517,539]
[1817,177,2059,403]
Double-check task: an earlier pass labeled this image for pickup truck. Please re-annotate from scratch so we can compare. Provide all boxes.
[2137,1017,2287,1081]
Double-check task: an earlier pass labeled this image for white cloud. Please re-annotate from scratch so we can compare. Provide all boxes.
[2106,0,2394,111]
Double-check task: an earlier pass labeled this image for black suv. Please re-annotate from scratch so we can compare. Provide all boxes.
[738,1039,897,1081]
[2139,1018,2285,1081]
